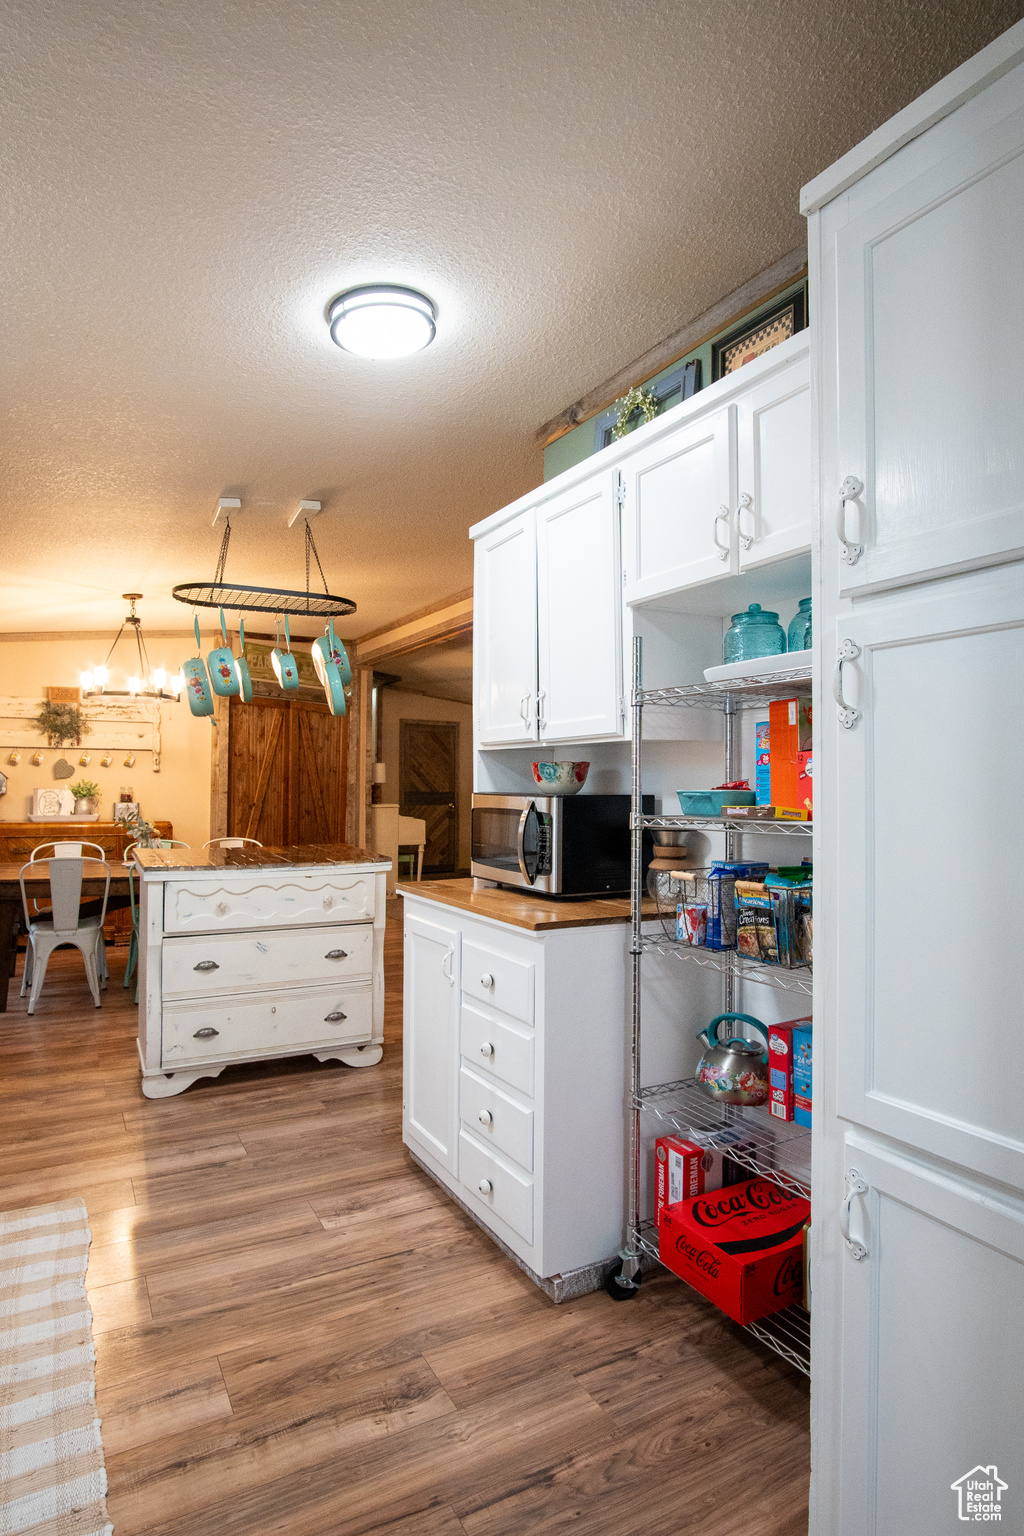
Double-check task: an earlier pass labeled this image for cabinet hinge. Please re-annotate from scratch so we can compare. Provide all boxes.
[622,568,627,588]
[614,473,626,508]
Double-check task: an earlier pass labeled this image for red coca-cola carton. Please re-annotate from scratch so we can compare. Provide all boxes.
[658,1177,811,1325]
[654,1134,726,1218]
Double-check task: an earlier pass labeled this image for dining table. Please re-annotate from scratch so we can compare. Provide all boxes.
[0,862,133,1012]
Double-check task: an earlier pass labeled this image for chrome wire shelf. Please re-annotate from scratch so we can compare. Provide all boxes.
[638,813,812,838]
[634,1219,810,1377]
[639,935,814,996]
[637,1077,811,1197]
[638,668,812,713]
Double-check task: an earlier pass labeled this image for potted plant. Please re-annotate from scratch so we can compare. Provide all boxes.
[120,807,159,847]
[70,779,100,816]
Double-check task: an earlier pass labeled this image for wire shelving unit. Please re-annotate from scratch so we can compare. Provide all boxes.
[612,638,813,1377]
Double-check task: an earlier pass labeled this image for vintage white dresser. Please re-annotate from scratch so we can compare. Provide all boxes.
[135,844,390,1097]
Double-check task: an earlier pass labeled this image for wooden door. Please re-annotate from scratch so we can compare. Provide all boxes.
[474,510,538,745]
[228,696,346,846]
[399,720,459,876]
[536,469,623,742]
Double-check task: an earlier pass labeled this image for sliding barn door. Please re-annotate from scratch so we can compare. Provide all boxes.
[228,696,347,846]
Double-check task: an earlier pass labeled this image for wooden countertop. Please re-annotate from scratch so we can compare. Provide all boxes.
[135,842,390,873]
[397,877,647,931]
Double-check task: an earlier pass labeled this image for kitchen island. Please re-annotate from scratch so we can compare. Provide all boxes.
[136,842,390,1097]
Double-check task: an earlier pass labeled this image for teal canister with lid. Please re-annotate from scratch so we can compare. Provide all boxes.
[787,597,812,653]
[723,604,787,664]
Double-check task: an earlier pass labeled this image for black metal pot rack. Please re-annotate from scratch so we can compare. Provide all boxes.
[172,517,357,619]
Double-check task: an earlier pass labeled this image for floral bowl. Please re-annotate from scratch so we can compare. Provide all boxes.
[530,761,590,795]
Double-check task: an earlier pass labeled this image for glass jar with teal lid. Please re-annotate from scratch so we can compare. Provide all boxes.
[787,597,812,653]
[723,604,787,664]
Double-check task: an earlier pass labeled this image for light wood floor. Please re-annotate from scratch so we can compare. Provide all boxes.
[0,901,809,1535]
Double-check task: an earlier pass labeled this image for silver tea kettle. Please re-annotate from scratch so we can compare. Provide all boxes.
[695,1012,771,1105]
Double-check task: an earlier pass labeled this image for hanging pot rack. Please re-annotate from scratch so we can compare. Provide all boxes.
[171,517,357,619]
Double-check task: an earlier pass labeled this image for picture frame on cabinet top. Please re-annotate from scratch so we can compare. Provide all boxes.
[712,288,807,382]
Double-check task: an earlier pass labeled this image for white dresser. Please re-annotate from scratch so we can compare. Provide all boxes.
[136,845,390,1098]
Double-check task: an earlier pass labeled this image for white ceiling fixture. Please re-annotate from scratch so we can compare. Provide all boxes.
[211,496,241,527]
[326,285,437,359]
[287,499,322,528]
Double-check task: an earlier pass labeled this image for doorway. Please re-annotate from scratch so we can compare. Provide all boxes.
[399,719,460,876]
[227,695,347,845]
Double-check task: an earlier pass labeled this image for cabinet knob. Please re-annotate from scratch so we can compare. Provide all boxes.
[325,1010,348,1022]
[479,1042,494,1058]
[325,949,348,960]
[193,960,219,972]
[478,1109,493,1126]
[193,1027,219,1039]
[480,972,494,989]
[478,1178,493,1195]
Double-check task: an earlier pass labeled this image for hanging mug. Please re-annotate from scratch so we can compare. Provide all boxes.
[234,617,253,703]
[271,616,299,691]
[312,618,348,715]
[182,617,215,717]
[207,608,241,697]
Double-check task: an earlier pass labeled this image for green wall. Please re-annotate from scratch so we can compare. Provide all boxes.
[543,280,807,482]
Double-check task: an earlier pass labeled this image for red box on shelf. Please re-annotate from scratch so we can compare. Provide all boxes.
[769,1086,794,1122]
[658,1177,811,1326]
[655,1134,726,1218]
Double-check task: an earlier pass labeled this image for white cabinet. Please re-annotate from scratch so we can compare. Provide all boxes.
[536,472,623,741]
[828,60,1024,594]
[403,909,461,1175]
[621,407,734,602]
[735,349,811,570]
[474,510,538,744]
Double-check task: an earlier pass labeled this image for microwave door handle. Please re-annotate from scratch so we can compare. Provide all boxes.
[516,803,534,884]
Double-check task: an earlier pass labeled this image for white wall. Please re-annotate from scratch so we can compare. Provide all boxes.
[380,690,473,871]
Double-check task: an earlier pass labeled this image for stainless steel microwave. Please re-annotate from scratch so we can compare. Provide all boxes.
[471,793,646,896]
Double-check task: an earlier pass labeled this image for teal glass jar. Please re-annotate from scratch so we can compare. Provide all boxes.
[723,604,787,664]
[787,597,812,653]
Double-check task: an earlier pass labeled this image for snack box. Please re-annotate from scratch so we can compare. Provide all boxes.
[654,1134,727,1217]
[769,1085,794,1122]
[659,1178,811,1326]
[769,697,812,812]
[793,1023,812,1127]
[755,720,771,806]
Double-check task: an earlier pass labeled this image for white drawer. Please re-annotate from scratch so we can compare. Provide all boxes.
[161,923,373,1000]
[161,983,373,1066]
[459,1130,534,1244]
[462,941,534,1025]
[459,1066,534,1173]
[162,873,375,935]
[460,1000,534,1098]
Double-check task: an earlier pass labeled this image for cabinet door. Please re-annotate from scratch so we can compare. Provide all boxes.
[830,569,1024,1190]
[536,471,623,741]
[833,1136,1024,1536]
[403,909,461,1174]
[474,511,538,745]
[833,75,1024,593]
[736,350,811,570]
[622,407,734,603]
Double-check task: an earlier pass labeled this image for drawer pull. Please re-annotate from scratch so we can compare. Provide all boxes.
[480,972,494,989]
[193,1027,219,1039]
[478,1178,493,1195]
[325,1010,348,1022]
[193,960,220,972]
[478,1109,493,1126]
[325,949,348,960]
[479,1042,494,1058]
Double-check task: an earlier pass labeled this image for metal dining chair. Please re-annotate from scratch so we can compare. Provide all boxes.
[19,855,111,1014]
[122,840,191,996]
[202,837,263,849]
[27,840,111,983]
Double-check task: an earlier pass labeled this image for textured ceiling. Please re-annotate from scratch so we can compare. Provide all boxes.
[2,0,1021,637]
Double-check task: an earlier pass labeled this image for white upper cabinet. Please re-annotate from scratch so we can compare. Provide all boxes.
[536,471,623,742]
[735,348,811,570]
[830,65,1024,593]
[475,510,538,745]
[621,406,734,602]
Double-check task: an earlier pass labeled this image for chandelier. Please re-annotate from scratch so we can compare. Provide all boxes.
[81,594,182,703]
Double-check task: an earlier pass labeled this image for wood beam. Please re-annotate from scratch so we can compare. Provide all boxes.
[356,592,473,667]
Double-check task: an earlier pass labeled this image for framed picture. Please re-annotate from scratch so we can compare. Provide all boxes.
[113,802,139,823]
[711,288,807,382]
[593,359,702,452]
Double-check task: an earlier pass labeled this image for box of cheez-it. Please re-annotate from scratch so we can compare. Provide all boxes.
[658,1177,810,1325]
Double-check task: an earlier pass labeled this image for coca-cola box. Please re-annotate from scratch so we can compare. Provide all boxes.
[658,1177,811,1325]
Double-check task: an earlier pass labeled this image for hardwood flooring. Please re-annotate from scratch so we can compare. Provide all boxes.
[0,901,809,1535]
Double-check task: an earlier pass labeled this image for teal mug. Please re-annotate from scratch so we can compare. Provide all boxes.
[207,609,241,697]
[183,618,215,717]
[271,616,299,691]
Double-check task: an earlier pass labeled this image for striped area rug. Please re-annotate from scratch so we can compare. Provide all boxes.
[0,1199,112,1536]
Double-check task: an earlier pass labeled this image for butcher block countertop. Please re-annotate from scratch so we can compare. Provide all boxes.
[134,842,390,873]
[397,877,656,931]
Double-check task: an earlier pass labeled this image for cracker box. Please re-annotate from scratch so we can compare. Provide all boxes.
[755,720,771,806]
[654,1134,726,1218]
[769,1085,794,1122]
[793,1023,813,1127]
[769,697,812,813]
[658,1178,811,1325]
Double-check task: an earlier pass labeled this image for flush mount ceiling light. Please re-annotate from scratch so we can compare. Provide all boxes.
[326,284,436,358]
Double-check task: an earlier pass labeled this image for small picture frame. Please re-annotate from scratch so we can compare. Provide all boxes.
[711,288,807,382]
[113,802,139,823]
